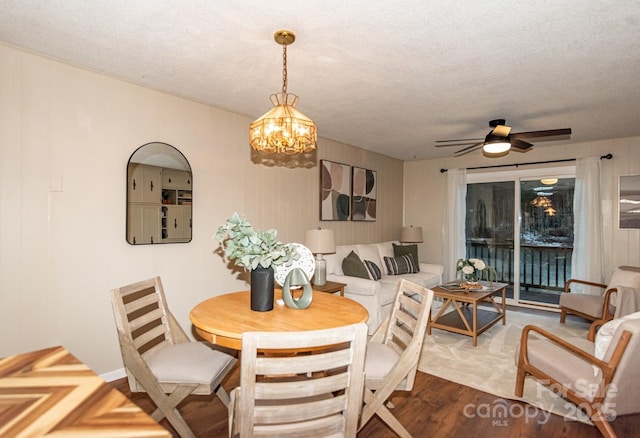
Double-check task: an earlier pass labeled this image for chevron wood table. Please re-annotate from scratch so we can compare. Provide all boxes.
[0,345,170,437]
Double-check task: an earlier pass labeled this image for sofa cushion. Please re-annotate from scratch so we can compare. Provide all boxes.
[146,342,236,384]
[399,270,441,289]
[393,243,420,272]
[364,260,382,281]
[559,293,604,319]
[378,271,440,303]
[378,278,405,306]
[384,255,419,275]
[357,244,383,271]
[517,336,600,402]
[375,242,396,274]
[364,342,400,380]
[595,311,640,360]
[342,251,369,279]
[327,245,356,276]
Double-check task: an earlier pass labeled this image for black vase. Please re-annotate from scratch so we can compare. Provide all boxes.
[250,264,274,311]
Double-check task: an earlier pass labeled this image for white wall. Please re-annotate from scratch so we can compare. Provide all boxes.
[404,138,640,279]
[0,44,404,373]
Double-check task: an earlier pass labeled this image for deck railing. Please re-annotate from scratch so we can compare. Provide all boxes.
[466,240,572,292]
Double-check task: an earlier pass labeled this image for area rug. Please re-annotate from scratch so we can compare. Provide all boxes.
[418,307,593,423]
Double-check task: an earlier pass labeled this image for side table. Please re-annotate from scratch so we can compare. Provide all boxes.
[313,280,346,296]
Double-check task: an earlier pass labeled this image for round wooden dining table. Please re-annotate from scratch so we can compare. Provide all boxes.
[190,289,369,350]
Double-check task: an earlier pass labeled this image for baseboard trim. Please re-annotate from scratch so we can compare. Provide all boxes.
[100,367,126,382]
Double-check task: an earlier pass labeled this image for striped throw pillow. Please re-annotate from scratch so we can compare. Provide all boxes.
[364,260,382,281]
[384,254,418,275]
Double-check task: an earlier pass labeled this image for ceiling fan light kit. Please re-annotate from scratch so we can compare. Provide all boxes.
[482,148,510,158]
[482,134,511,155]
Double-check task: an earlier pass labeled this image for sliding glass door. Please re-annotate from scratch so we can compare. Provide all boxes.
[465,181,516,298]
[518,178,575,305]
[465,167,576,306]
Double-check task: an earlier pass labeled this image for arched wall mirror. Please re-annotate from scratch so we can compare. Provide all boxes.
[126,142,192,245]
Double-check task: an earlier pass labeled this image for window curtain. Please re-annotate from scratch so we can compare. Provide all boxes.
[442,168,467,282]
[571,156,604,294]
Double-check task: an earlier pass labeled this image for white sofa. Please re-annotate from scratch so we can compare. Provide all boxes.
[325,241,443,333]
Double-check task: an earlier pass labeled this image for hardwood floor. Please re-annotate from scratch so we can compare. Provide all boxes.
[109,299,637,437]
[110,364,639,437]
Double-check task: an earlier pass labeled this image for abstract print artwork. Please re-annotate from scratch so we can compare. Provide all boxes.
[619,174,640,229]
[352,167,377,221]
[320,160,351,221]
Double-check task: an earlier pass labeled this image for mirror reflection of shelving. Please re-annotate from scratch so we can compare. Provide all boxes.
[161,204,191,241]
[127,142,192,245]
[178,190,192,206]
[160,171,192,242]
[161,208,168,240]
[161,186,192,206]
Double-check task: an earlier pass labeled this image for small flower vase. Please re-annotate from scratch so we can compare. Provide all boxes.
[465,273,477,282]
[250,264,274,311]
[462,272,480,291]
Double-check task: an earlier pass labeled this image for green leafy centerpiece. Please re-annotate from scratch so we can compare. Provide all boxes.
[215,212,297,311]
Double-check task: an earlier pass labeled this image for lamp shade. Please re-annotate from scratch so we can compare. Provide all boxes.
[304,228,336,254]
[400,226,423,243]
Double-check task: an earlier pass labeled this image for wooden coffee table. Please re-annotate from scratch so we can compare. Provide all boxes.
[428,281,507,346]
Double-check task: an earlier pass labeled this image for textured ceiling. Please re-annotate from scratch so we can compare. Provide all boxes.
[1,0,639,160]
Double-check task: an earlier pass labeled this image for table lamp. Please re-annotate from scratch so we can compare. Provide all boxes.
[304,228,336,286]
[400,226,423,244]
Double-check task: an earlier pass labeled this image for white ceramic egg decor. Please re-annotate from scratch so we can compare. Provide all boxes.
[274,243,315,287]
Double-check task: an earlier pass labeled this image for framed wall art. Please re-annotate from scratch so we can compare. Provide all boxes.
[352,166,377,221]
[320,160,351,221]
[619,174,640,229]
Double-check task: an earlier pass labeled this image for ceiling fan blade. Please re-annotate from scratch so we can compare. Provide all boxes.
[511,128,571,140]
[454,142,482,156]
[491,125,511,137]
[511,138,534,152]
[435,141,483,147]
[435,137,483,143]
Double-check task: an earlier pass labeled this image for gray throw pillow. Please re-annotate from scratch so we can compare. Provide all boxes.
[393,243,420,272]
[342,251,370,279]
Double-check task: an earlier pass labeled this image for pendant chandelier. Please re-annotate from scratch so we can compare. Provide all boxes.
[249,30,317,154]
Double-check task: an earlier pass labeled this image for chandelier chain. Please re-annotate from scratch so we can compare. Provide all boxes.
[281,42,288,95]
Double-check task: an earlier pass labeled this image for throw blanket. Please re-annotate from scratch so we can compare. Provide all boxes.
[613,286,640,318]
